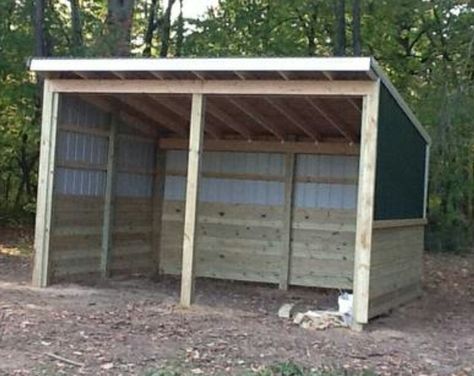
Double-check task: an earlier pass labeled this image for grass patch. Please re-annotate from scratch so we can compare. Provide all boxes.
[144,362,377,376]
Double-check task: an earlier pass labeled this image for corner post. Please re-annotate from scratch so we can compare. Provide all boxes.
[423,143,430,219]
[152,144,167,278]
[180,94,205,307]
[352,80,381,330]
[101,115,118,278]
[32,80,59,287]
[279,153,296,290]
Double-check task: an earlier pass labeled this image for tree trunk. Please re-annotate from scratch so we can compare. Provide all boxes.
[334,0,346,56]
[175,0,184,57]
[159,0,176,57]
[69,0,83,54]
[107,0,136,56]
[34,0,46,56]
[143,0,159,57]
[352,0,361,56]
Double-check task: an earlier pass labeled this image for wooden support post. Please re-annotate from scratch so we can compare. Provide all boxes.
[100,115,118,278]
[180,94,205,307]
[352,80,380,330]
[151,145,167,278]
[32,80,59,287]
[279,153,296,290]
[423,144,430,219]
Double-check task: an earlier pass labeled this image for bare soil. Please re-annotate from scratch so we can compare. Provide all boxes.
[0,227,473,375]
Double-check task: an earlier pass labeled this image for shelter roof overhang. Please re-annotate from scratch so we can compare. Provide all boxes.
[28,57,430,144]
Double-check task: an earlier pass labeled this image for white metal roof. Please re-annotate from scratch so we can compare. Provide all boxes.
[29,57,373,73]
[28,56,430,144]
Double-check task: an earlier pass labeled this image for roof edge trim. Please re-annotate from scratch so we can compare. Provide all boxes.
[29,57,372,72]
[370,58,431,145]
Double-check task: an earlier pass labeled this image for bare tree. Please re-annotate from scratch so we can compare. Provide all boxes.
[352,0,361,56]
[143,0,160,57]
[34,0,46,57]
[69,0,83,53]
[159,0,177,57]
[334,0,346,56]
[107,0,136,56]
[175,0,184,56]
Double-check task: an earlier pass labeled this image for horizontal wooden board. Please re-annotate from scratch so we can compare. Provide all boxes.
[160,200,355,289]
[368,225,424,318]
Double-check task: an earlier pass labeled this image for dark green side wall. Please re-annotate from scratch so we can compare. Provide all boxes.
[374,84,427,220]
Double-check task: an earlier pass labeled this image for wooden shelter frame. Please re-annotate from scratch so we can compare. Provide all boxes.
[30,57,430,331]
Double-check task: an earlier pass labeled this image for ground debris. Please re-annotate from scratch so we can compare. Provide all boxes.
[293,310,347,330]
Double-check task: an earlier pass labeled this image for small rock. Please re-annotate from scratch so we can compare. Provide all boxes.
[278,303,295,319]
[293,312,305,324]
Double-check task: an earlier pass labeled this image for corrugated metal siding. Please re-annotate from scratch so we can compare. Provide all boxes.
[115,137,155,198]
[58,95,109,129]
[164,151,358,209]
[54,96,109,196]
[295,154,358,209]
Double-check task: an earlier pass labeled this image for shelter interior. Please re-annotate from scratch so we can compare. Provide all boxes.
[31,58,429,330]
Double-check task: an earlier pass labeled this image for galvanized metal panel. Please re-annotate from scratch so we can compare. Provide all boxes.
[115,136,155,198]
[294,154,358,209]
[55,167,106,196]
[58,95,109,130]
[54,97,109,196]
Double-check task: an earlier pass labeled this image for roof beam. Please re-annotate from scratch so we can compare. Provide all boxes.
[159,138,359,155]
[150,71,165,80]
[113,95,187,136]
[49,79,375,96]
[206,103,253,140]
[111,71,127,80]
[192,71,206,80]
[304,98,357,143]
[79,95,159,137]
[227,98,286,141]
[278,71,290,80]
[147,96,222,140]
[264,98,321,143]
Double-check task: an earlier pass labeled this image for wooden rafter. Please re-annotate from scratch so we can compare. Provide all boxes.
[148,96,222,140]
[206,102,253,140]
[78,95,159,137]
[116,95,187,136]
[192,71,206,80]
[304,97,357,143]
[227,98,285,141]
[150,71,165,80]
[264,98,321,142]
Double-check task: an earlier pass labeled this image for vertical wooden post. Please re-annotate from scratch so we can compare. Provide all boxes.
[279,152,295,290]
[100,115,118,278]
[32,80,59,287]
[352,80,380,330]
[151,145,167,278]
[423,144,430,219]
[180,94,205,307]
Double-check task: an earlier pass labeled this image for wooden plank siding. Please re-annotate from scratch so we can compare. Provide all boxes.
[48,96,157,282]
[160,201,356,288]
[368,224,424,319]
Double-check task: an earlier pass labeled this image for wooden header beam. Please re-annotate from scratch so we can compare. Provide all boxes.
[49,79,373,96]
[159,138,359,156]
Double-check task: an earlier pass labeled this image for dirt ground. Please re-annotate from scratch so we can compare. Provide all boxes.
[0,227,473,376]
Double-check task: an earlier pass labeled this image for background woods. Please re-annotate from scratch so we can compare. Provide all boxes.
[0,0,473,252]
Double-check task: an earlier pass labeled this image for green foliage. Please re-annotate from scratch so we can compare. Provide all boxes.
[0,0,472,250]
[143,362,377,376]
